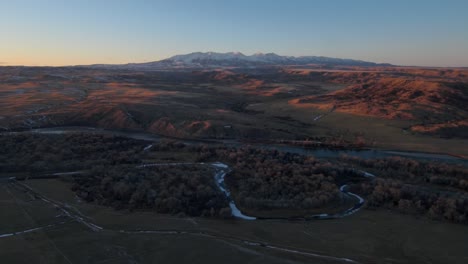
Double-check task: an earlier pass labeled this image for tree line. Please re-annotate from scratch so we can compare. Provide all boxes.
[2,133,467,223]
[193,146,361,211]
[341,155,468,224]
[72,164,230,217]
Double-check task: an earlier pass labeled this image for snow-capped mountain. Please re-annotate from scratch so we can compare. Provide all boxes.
[87,52,389,70]
[160,52,386,67]
[166,52,292,64]
[168,52,248,64]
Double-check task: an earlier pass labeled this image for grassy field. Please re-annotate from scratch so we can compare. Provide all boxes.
[1,67,466,156]
[1,66,467,263]
[250,100,468,157]
[0,178,466,264]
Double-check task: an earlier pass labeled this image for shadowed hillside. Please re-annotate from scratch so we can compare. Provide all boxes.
[289,68,468,138]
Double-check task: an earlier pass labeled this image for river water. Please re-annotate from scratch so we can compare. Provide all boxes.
[5,126,467,220]
[11,126,466,166]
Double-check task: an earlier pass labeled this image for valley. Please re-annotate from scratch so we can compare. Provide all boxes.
[1,65,467,157]
[3,1,468,263]
[1,125,467,263]
[1,62,467,264]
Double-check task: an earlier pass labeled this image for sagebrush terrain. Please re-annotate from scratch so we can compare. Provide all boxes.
[1,65,467,264]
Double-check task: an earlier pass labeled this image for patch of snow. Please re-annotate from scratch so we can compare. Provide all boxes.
[143,144,153,151]
[211,162,228,169]
[265,245,359,263]
[52,171,85,176]
[313,115,323,121]
[243,241,262,246]
[359,170,376,178]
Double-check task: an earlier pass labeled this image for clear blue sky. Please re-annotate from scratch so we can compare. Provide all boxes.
[1,0,467,66]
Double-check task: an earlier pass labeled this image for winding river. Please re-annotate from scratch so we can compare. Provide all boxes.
[211,162,257,220]
[139,162,370,220]
[211,162,374,220]
[4,126,468,220]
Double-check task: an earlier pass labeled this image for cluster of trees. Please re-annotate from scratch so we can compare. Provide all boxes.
[193,146,360,211]
[341,155,468,224]
[227,158,340,210]
[354,178,468,224]
[0,133,145,175]
[5,133,467,223]
[268,132,370,150]
[0,134,231,217]
[72,164,230,217]
[340,155,468,192]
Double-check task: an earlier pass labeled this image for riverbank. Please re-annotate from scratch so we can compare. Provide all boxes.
[3,126,466,166]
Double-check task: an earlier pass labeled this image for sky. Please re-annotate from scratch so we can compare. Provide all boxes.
[1,0,467,67]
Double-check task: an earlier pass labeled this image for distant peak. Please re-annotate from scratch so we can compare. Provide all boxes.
[251,52,281,57]
[154,51,387,68]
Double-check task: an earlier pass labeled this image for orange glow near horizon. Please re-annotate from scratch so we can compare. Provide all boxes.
[0,51,166,67]
[1,1,468,67]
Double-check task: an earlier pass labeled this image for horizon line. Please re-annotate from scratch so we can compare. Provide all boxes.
[1,51,467,68]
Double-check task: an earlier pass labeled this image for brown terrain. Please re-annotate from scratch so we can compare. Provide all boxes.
[1,65,468,264]
[0,65,467,155]
[288,67,468,138]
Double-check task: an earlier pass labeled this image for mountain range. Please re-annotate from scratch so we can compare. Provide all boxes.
[89,52,390,69]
